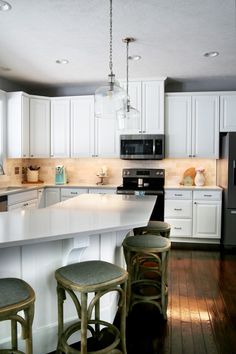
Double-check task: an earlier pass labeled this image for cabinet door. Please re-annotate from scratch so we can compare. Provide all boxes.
[220,94,236,132]
[71,96,94,157]
[30,98,50,158]
[192,201,221,239]
[142,81,164,134]
[165,95,192,157]
[119,81,142,133]
[45,188,61,207]
[95,117,119,157]
[51,99,70,158]
[192,95,219,158]
[7,92,29,158]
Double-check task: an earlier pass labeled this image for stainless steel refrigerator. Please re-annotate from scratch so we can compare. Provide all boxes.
[217,132,236,247]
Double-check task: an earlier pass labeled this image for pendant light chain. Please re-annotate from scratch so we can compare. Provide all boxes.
[109,0,113,76]
[126,40,129,100]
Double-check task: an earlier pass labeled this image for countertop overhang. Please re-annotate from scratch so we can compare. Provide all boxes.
[0,194,157,248]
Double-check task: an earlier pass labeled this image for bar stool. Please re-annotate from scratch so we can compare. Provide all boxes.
[55,260,128,354]
[0,278,35,354]
[122,235,171,320]
[133,220,171,238]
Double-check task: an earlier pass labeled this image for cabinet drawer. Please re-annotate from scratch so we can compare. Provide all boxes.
[61,188,88,197]
[165,190,192,200]
[193,190,221,201]
[164,200,192,218]
[8,190,38,205]
[88,188,116,194]
[165,218,192,237]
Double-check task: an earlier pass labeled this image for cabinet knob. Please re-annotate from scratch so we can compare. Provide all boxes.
[23,154,26,157]
[143,130,146,133]
[189,155,192,158]
[30,154,34,157]
[139,131,142,133]
[50,154,54,157]
[192,154,196,157]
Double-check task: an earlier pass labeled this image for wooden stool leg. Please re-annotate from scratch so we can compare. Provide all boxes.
[81,292,88,354]
[11,319,18,350]
[24,303,35,354]
[95,292,100,336]
[161,251,168,320]
[120,281,127,354]
[56,285,66,354]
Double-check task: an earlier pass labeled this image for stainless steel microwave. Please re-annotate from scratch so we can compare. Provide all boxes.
[120,134,165,160]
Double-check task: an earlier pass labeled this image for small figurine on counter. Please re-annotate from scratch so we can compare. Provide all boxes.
[96,165,109,185]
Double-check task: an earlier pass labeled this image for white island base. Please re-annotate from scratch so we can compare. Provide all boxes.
[0,194,156,353]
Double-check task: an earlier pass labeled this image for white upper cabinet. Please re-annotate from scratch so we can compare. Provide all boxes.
[165,93,219,158]
[30,97,50,158]
[120,79,165,134]
[51,98,70,158]
[70,96,94,157]
[165,95,191,158]
[220,93,236,132]
[7,92,30,158]
[142,81,164,134]
[192,95,219,158]
[95,116,119,157]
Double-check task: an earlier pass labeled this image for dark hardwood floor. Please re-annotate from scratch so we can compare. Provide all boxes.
[49,248,236,354]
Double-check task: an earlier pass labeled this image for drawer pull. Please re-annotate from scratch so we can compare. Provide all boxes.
[23,203,28,207]
[204,194,212,197]
[174,208,182,211]
[174,227,182,230]
[70,192,78,195]
[174,194,183,197]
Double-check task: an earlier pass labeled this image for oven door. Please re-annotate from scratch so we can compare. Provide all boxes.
[116,189,164,221]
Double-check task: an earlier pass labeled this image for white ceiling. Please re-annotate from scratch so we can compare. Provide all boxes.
[0,0,236,88]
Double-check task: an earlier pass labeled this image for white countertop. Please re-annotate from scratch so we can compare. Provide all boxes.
[0,194,156,248]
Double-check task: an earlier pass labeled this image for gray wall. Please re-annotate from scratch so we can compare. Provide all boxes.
[2,76,236,96]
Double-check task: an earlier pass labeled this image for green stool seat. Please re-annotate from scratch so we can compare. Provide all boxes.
[55,260,128,354]
[122,235,171,319]
[133,220,171,238]
[0,278,35,354]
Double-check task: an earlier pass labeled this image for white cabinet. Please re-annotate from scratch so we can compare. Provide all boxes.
[165,93,219,158]
[165,190,192,238]
[51,98,70,158]
[220,93,236,132]
[95,117,119,157]
[30,97,50,158]
[192,190,221,239]
[71,96,94,157]
[164,188,222,242]
[7,92,30,158]
[120,80,165,134]
[8,190,38,210]
[60,187,88,201]
[37,188,45,208]
[88,188,116,194]
[45,188,60,207]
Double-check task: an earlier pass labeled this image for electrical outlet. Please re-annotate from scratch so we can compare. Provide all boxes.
[14,167,20,175]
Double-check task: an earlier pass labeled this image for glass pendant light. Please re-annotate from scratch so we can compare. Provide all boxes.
[117,37,140,131]
[95,0,127,119]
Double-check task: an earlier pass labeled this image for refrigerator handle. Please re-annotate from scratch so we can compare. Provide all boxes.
[234,160,236,186]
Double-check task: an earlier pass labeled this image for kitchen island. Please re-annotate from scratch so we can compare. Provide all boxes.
[0,193,156,354]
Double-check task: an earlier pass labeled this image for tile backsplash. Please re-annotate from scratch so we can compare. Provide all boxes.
[2,158,216,186]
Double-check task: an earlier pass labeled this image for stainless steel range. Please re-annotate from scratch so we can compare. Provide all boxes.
[116,168,165,221]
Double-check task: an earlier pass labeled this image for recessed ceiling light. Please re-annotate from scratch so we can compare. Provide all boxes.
[204,51,219,58]
[56,59,69,64]
[0,1,12,11]
[128,55,141,61]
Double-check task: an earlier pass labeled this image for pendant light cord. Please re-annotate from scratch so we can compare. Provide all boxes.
[109,0,113,76]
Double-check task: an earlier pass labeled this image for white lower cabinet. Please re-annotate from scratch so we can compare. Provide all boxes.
[37,188,45,208]
[8,190,38,211]
[165,188,222,242]
[45,188,61,207]
[60,188,88,201]
[192,190,221,239]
